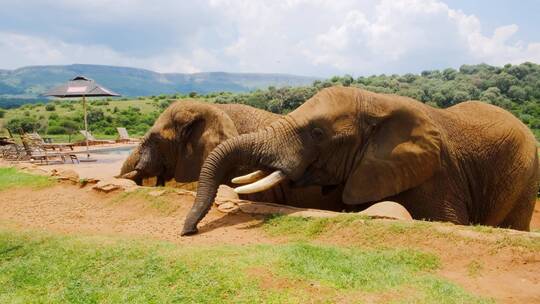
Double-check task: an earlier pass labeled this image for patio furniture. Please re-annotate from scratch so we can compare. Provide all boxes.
[45,76,120,162]
[0,143,26,161]
[116,127,139,143]
[24,132,75,151]
[0,130,24,160]
[0,136,15,146]
[79,130,115,145]
[20,134,79,165]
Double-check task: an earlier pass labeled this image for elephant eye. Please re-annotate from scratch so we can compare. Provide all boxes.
[311,127,324,142]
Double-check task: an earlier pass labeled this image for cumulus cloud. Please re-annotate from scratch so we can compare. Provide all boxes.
[0,32,201,73]
[0,0,538,75]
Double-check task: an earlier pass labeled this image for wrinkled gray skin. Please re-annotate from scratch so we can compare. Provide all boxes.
[119,100,345,210]
[183,87,539,235]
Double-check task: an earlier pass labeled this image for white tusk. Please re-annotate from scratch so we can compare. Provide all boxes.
[119,170,138,180]
[234,170,286,194]
[231,170,267,184]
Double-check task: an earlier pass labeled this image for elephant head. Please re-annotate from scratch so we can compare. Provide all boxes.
[182,86,442,235]
[118,100,239,185]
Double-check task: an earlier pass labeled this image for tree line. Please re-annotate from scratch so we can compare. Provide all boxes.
[3,62,540,140]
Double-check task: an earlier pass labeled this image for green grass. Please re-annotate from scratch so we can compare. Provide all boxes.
[264,214,369,238]
[263,214,540,255]
[0,228,490,303]
[0,167,54,191]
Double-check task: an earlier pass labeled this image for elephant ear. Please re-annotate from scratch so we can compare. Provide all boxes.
[170,102,239,182]
[342,104,441,205]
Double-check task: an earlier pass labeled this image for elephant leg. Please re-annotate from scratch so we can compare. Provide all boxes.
[156,175,166,187]
[499,193,535,231]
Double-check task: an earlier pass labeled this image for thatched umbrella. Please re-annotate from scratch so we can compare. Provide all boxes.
[44,76,120,161]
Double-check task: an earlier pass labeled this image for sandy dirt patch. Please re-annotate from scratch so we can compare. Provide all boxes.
[0,183,538,303]
[0,184,274,245]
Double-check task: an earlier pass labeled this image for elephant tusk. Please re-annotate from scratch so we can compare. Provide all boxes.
[234,170,286,194]
[120,170,139,180]
[231,170,267,184]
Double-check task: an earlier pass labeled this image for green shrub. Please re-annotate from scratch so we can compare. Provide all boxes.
[45,104,56,111]
[47,125,67,134]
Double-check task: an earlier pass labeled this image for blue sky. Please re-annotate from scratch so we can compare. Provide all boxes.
[0,0,538,77]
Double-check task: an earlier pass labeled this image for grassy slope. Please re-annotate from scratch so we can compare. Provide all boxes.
[0,168,497,303]
[0,228,491,304]
[0,167,54,191]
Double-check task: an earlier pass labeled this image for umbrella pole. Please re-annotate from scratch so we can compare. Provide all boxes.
[83,95,90,158]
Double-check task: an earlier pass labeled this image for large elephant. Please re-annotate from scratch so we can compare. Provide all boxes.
[119,100,344,210]
[183,87,539,235]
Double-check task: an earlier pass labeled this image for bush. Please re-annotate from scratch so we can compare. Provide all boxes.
[6,117,41,133]
[45,104,56,111]
[0,109,5,118]
[46,126,67,134]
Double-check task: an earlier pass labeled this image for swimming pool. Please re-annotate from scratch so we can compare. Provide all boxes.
[86,145,135,155]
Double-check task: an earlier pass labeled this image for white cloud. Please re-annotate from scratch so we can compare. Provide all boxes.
[0,32,202,73]
[0,0,539,75]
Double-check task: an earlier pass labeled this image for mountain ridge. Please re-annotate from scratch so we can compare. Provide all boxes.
[0,64,320,106]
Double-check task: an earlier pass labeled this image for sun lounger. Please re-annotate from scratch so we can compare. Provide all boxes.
[116,127,139,143]
[24,132,74,151]
[79,130,115,145]
[21,133,78,164]
[0,143,26,161]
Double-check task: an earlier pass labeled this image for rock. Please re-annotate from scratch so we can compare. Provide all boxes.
[48,168,79,183]
[359,201,413,221]
[85,178,100,184]
[148,190,166,197]
[174,189,195,196]
[217,201,240,213]
[54,169,79,183]
[216,185,239,200]
[93,178,137,193]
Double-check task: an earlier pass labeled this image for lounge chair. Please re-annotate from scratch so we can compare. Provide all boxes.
[20,134,79,165]
[24,132,74,151]
[116,127,139,143]
[79,130,115,145]
[0,142,26,161]
[0,130,24,160]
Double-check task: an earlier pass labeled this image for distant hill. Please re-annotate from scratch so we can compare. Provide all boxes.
[0,64,319,107]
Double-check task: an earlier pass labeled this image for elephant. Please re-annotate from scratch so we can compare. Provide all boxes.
[118,100,278,186]
[118,99,345,210]
[182,86,539,235]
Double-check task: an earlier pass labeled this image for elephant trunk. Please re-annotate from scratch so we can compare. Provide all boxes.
[182,133,258,235]
[182,119,297,236]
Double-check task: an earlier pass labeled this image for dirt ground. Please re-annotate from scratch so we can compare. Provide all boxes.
[0,183,538,303]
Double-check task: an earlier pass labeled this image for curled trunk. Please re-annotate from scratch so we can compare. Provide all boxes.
[182,118,300,236]
[182,133,259,235]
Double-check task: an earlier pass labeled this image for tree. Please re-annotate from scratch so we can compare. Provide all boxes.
[87,108,105,124]
[480,87,502,103]
[442,68,457,80]
[507,85,527,103]
[6,117,41,133]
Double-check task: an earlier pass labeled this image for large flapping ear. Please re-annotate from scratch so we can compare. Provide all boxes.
[342,98,442,205]
[168,101,239,182]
